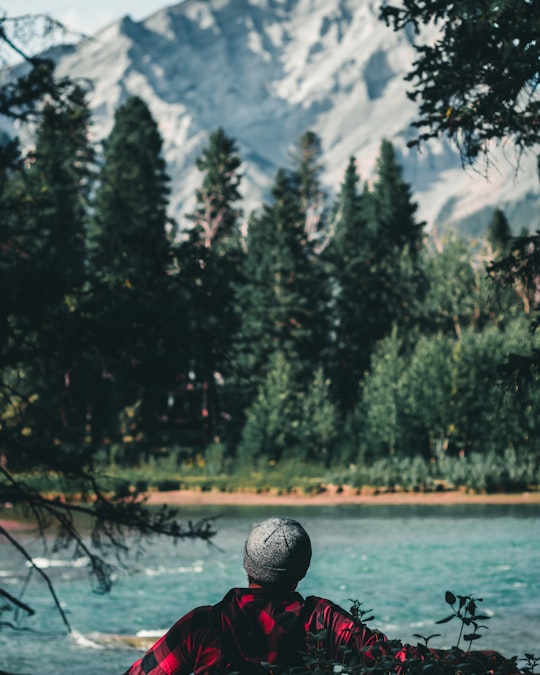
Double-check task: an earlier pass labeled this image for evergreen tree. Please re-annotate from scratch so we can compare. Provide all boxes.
[370,139,424,255]
[3,86,93,319]
[364,140,426,346]
[0,85,95,450]
[487,208,512,255]
[88,96,183,448]
[90,96,171,284]
[186,126,243,251]
[298,367,339,464]
[180,127,244,445]
[289,130,327,248]
[360,328,406,459]
[238,352,338,467]
[327,157,374,410]
[237,351,300,466]
[328,144,425,412]
[231,167,329,410]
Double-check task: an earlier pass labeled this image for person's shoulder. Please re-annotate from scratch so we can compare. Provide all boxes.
[305,595,352,617]
[172,604,213,629]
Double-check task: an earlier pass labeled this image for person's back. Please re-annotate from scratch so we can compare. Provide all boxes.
[123,517,519,675]
[125,517,384,674]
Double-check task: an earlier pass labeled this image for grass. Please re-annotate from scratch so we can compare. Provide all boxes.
[9,447,539,499]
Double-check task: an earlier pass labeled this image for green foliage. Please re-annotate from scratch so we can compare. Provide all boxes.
[370,139,424,255]
[292,591,525,675]
[289,130,328,248]
[360,328,407,459]
[435,591,490,650]
[487,209,512,256]
[327,156,372,410]
[0,30,216,631]
[237,351,301,466]
[422,233,484,338]
[180,127,244,442]
[0,84,95,471]
[90,95,171,284]
[327,142,425,413]
[297,368,339,464]
[230,159,330,409]
[359,314,540,465]
[186,126,243,251]
[237,353,339,468]
[380,0,540,167]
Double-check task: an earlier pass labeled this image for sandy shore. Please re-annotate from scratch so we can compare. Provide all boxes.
[144,486,540,507]
[2,489,538,532]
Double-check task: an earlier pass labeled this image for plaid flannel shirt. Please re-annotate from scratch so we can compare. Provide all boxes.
[123,587,386,675]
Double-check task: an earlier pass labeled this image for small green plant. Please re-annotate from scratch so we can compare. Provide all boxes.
[435,590,490,651]
[349,599,375,624]
[521,653,540,675]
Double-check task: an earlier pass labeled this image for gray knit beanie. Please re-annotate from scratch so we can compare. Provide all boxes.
[243,517,312,586]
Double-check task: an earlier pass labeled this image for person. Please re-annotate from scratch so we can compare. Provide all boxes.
[123,517,517,675]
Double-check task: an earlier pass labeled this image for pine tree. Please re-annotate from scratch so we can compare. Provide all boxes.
[236,350,300,466]
[186,126,243,251]
[231,167,329,408]
[180,127,244,444]
[6,86,93,315]
[326,157,377,411]
[88,96,183,448]
[364,140,426,347]
[1,86,95,448]
[487,208,512,255]
[90,96,171,284]
[289,130,327,248]
[328,145,426,412]
[371,139,424,255]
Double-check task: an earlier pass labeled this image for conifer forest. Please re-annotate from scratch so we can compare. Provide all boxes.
[2,83,539,498]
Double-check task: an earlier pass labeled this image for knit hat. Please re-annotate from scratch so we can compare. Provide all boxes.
[243,517,312,586]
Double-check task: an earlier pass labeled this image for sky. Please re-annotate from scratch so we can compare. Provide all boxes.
[3,0,169,37]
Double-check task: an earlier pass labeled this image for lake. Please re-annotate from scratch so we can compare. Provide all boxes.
[1,503,539,674]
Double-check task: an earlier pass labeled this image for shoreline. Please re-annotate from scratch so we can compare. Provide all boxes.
[143,486,540,507]
[2,489,538,531]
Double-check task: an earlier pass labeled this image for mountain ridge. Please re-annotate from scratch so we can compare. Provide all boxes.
[3,0,538,235]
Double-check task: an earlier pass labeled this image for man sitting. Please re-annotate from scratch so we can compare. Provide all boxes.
[123,516,518,675]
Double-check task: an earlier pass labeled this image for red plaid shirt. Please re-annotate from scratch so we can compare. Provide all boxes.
[123,587,386,675]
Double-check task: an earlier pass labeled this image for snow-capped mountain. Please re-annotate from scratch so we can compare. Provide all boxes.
[5,0,539,235]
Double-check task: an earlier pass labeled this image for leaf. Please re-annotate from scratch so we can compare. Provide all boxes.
[435,614,454,624]
[313,629,328,640]
[464,633,482,641]
[468,600,476,615]
[445,590,456,605]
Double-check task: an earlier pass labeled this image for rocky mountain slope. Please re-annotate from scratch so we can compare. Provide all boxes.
[5,0,539,235]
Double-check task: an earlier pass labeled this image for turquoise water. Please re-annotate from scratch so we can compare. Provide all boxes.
[1,503,539,674]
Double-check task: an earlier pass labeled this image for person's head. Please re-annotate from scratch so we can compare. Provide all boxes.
[243,517,312,589]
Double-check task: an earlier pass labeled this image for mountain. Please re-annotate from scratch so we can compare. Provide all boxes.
[4,0,539,236]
